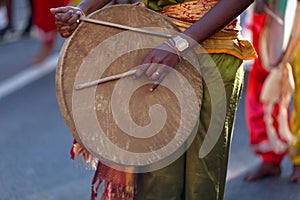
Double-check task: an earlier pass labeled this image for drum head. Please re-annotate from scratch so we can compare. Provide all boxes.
[260,0,298,69]
[56,4,203,172]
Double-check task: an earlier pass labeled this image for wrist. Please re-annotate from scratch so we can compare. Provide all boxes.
[76,7,86,16]
[163,39,184,62]
[77,5,88,16]
[78,0,112,16]
[171,36,190,52]
[77,2,94,16]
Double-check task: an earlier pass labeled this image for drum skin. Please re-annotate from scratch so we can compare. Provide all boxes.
[56,4,203,170]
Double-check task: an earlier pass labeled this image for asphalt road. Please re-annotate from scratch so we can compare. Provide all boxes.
[0,1,300,200]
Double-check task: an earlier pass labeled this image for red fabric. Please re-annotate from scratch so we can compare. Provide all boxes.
[90,162,136,200]
[245,13,286,164]
[33,0,70,42]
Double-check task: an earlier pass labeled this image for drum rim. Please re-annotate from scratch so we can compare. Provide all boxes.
[56,4,181,145]
[55,4,203,171]
[259,0,299,70]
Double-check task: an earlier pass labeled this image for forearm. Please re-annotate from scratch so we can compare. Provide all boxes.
[183,0,254,45]
[78,0,112,15]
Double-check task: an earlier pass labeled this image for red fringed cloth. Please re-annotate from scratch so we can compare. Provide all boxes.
[70,140,136,200]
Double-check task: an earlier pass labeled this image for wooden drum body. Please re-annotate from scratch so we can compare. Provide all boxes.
[56,4,203,172]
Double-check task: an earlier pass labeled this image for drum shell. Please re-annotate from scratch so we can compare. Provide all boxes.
[56,4,203,171]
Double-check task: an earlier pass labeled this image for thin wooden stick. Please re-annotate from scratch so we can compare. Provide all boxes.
[264,6,284,25]
[79,17,173,38]
[75,69,137,90]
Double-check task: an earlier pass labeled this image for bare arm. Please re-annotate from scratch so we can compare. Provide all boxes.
[183,0,254,45]
[77,0,112,15]
[135,0,255,89]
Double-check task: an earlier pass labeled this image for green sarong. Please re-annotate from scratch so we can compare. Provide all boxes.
[136,53,244,200]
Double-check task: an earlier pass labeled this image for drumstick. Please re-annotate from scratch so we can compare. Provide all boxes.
[75,69,137,90]
[78,17,173,38]
[264,6,284,25]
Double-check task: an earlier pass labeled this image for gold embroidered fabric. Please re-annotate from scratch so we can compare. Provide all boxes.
[158,0,257,60]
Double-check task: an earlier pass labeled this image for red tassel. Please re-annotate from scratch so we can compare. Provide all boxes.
[70,139,76,160]
[90,162,102,200]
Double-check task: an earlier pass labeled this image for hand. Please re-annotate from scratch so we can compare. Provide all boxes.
[50,6,85,38]
[134,42,181,92]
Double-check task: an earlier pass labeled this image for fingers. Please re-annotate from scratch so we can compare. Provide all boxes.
[135,63,166,81]
[149,72,167,92]
[144,63,157,77]
[134,63,169,92]
[148,67,170,81]
[50,6,73,14]
[64,11,81,29]
[135,63,168,92]
[134,54,160,79]
[134,45,179,91]
[51,6,83,38]
[59,23,78,38]
[135,63,150,78]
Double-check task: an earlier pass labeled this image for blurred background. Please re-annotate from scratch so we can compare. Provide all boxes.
[0,0,299,200]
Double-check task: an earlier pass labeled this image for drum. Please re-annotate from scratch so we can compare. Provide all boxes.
[56,4,203,172]
[260,0,300,70]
